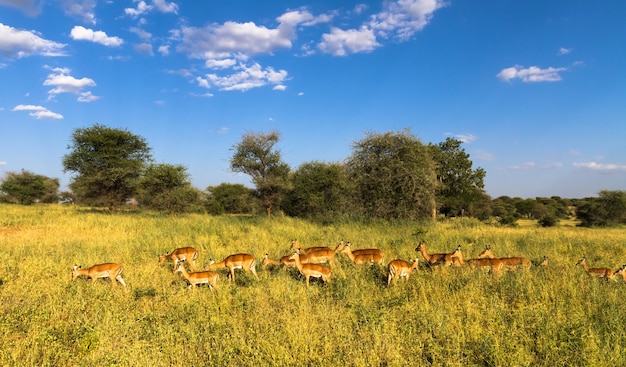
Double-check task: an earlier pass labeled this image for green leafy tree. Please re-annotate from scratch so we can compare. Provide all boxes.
[230,131,291,218]
[429,137,486,218]
[138,163,203,213]
[284,161,352,221]
[577,190,626,227]
[0,170,59,204]
[206,183,256,215]
[63,124,152,209]
[346,129,437,220]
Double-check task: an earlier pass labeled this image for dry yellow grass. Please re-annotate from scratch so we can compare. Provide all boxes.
[1,205,625,366]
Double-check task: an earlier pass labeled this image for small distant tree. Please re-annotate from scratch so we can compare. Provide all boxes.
[63,124,152,209]
[429,137,486,218]
[577,190,626,227]
[137,163,203,213]
[230,131,291,217]
[0,170,59,204]
[206,183,256,215]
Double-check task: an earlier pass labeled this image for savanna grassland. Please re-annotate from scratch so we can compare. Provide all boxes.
[1,204,625,366]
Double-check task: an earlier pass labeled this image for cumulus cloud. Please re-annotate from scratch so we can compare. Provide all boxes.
[497,65,567,82]
[152,0,178,14]
[62,0,97,25]
[573,162,626,172]
[125,1,152,17]
[318,0,446,56]
[12,104,64,119]
[0,23,66,58]
[70,26,123,47]
[199,63,288,91]
[134,42,154,55]
[43,66,99,102]
[125,0,179,17]
[318,26,380,56]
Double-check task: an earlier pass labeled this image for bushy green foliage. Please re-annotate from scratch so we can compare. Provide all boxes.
[0,170,59,204]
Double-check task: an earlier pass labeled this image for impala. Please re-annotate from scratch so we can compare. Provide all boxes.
[478,245,531,270]
[71,263,127,287]
[290,239,338,255]
[576,257,614,280]
[299,241,345,267]
[340,242,384,266]
[289,252,331,287]
[415,242,462,266]
[208,253,258,282]
[174,262,219,290]
[159,247,198,271]
[262,253,295,270]
[387,258,419,286]
[539,256,549,267]
[613,264,626,282]
[465,258,504,275]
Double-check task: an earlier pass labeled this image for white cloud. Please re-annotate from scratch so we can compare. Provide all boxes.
[508,162,536,171]
[318,0,446,56]
[43,66,98,101]
[318,26,380,56]
[0,0,41,16]
[203,63,288,91]
[70,26,123,47]
[558,47,572,55]
[369,0,446,40]
[134,42,154,55]
[0,23,66,58]
[130,27,152,41]
[12,104,63,119]
[573,162,626,172]
[205,58,237,69]
[62,0,97,25]
[152,0,178,14]
[157,45,169,56]
[497,65,567,82]
[125,1,152,17]
[273,85,287,91]
[453,133,477,143]
[0,161,6,166]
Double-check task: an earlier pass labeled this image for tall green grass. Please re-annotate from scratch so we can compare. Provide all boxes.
[0,205,625,366]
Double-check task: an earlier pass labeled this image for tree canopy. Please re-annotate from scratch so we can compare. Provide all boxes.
[230,131,290,217]
[0,170,59,204]
[346,129,437,220]
[63,124,152,209]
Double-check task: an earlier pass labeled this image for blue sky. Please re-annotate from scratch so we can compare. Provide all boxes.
[1,0,625,199]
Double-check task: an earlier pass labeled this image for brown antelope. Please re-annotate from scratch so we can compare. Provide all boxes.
[290,239,338,255]
[71,263,127,287]
[478,245,531,270]
[539,256,549,267]
[465,258,504,275]
[447,246,465,266]
[299,241,345,267]
[289,252,331,287]
[576,257,614,280]
[340,242,384,266]
[262,253,295,270]
[387,258,419,286]
[613,264,626,282]
[415,242,461,266]
[159,247,198,271]
[174,262,219,290]
[209,253,258,282]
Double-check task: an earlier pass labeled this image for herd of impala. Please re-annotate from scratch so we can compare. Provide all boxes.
[71,239,626,289]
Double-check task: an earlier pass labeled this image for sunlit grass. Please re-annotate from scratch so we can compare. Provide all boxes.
[0,204,625,366]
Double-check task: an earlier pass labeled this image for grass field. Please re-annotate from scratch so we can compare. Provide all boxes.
[1,204,625,366]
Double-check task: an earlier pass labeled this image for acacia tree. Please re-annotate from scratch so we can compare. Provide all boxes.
[429,137,486,218]
[346,129,437,220]
[0,170,59,204]
[283,161,352,221]
[230,131,290,217]
[63,124,152,209]
[137,163,203,213]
